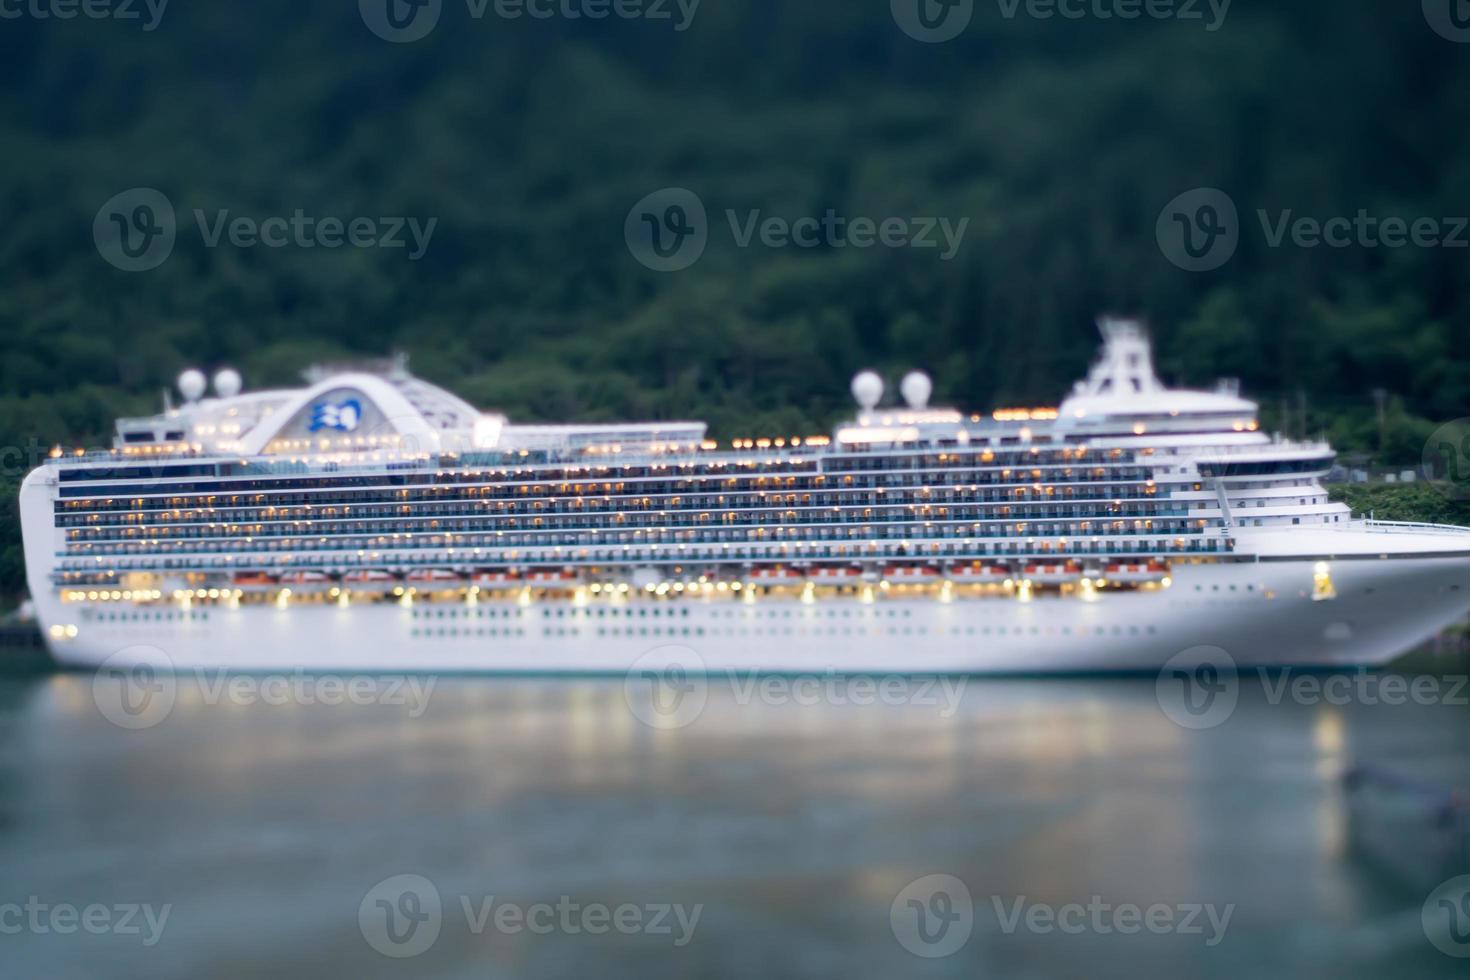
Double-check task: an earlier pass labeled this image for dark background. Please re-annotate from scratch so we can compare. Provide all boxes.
[2,0,1469,600]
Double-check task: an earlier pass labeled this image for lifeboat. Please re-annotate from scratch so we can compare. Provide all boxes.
[807,566,862,586]
[1105,560,1170,584]
[232,571,279,593]
[882,565,942,585]
[525,569,578,588]
[277,570,331,593]
[471,570,522,591]
[749,566,806,587]
[342,569,399,594]
[946,562,1011,585]
[406,568,463,586]
[1024,562,1084,585]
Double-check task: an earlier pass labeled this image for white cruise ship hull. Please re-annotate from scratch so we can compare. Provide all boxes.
[34,557,1470,674]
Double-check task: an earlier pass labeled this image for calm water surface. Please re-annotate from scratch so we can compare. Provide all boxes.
[1,662,1468,979]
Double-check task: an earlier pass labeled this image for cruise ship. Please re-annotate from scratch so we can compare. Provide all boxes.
[20,319,1470,672]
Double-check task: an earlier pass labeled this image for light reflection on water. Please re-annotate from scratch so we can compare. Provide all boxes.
[0,669,1466,979]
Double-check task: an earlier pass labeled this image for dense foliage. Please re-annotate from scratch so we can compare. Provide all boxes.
[1328,483,1470,528]
[1,1,1468,602]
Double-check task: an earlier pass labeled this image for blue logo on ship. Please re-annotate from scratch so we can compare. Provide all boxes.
[309,398,363,433]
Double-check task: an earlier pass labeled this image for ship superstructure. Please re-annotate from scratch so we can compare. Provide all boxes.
[21,320,1470,672]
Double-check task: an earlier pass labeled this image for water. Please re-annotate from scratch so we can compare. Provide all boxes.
[1,662,1468,979]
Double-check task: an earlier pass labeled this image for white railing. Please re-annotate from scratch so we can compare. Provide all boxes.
[1187,440,1332,459]
[1354,519,1470,536]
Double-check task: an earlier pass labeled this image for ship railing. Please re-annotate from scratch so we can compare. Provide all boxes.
[62,525,1220,554]
[1352,519,1470,536]
[57,545,1230,580]
[57,534,1231,570]
[59,507,1200,531]
[52,486,1173,517]
[46,440,1332,474]
[47,456,1152,492]
[1183,440,1333,458]
[45,448,201,465]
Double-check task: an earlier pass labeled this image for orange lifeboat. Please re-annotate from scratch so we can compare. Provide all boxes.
[342,569,398,594]
[1024,562,1084,585]
[277,570,331,593]
[1105,561,1170,584]
[471,570,522,591]
[883,565,942,585]
[749,566,806,587]
[406,568,463,586]
[525,569,578,588]
[807,566,862,586]
[233,571,279,593]
[946,562,1011,585]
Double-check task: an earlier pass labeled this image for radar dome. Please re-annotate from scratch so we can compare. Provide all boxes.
[177,369,207,403]
[900,371,933,409]
[851,371,884,410]
[213,368,242,399]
